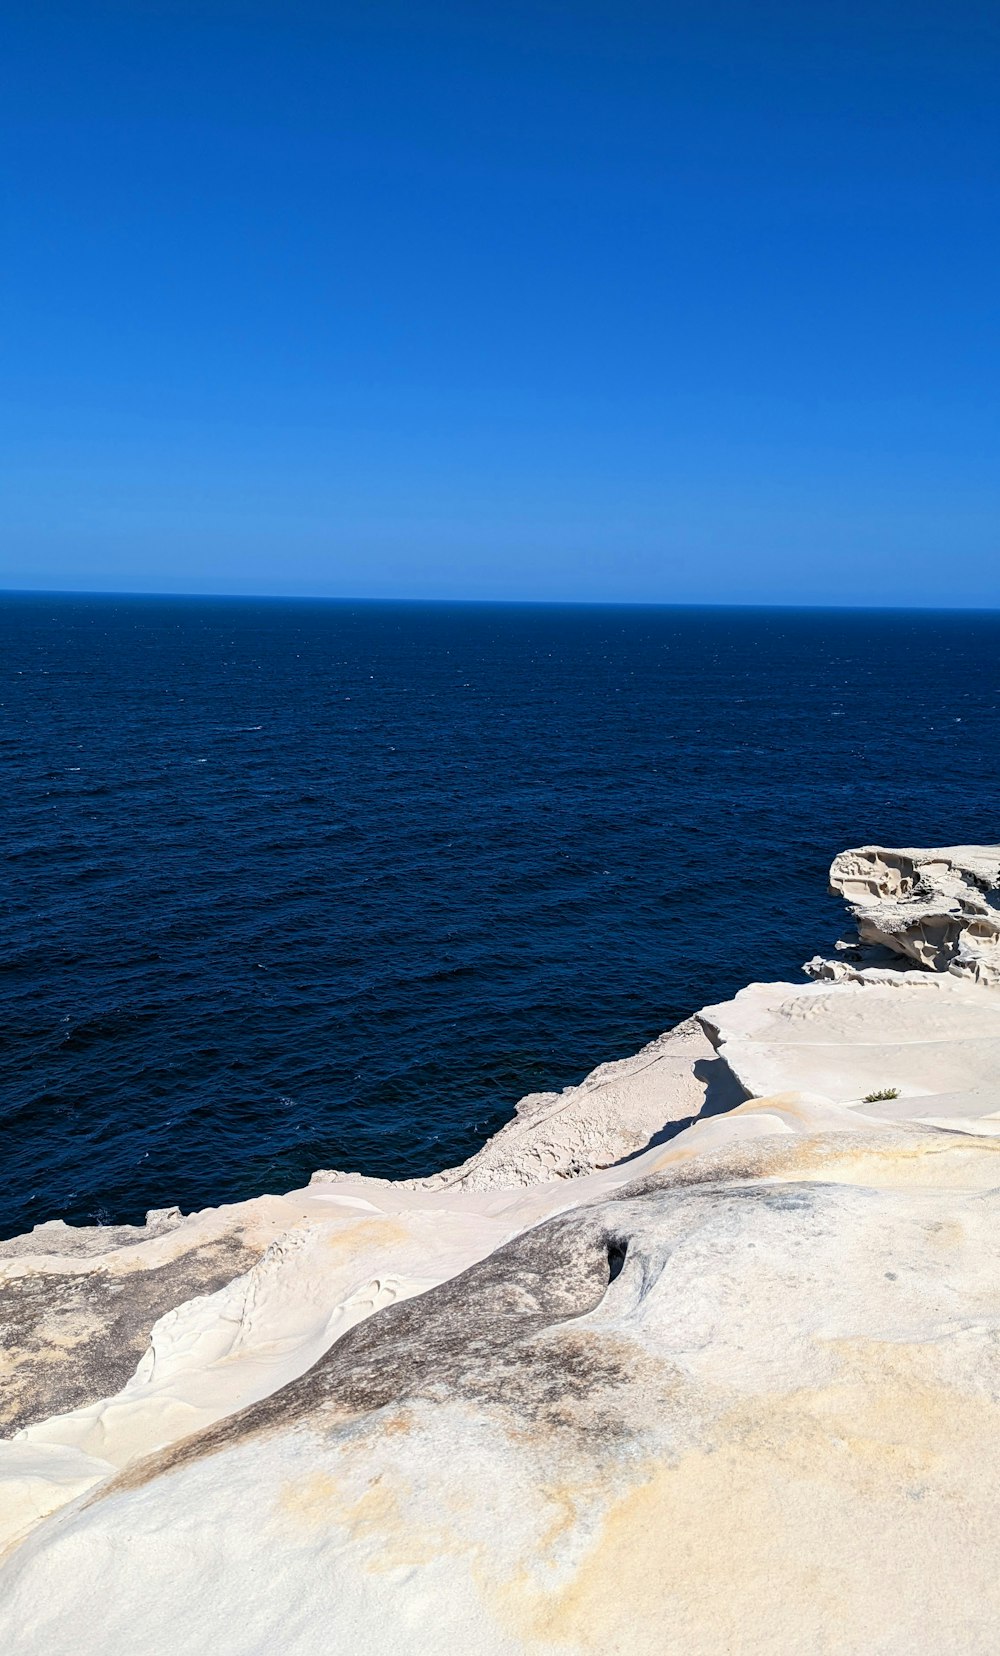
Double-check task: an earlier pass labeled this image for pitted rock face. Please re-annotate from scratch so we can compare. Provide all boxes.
[829,843,1000,984]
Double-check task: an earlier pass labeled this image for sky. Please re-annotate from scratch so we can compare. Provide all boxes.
[2,1,998,606]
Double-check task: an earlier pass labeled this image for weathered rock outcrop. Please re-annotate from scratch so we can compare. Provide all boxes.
[823,843,1000,984]
[5,844,1000,1653]
[6,1126,1000,1654]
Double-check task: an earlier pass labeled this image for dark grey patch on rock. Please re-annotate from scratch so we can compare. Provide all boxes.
[109,1206,653,1495]
[699,1185,818,1212]
[107,1151,949,1499]
[0,1237,260,1435]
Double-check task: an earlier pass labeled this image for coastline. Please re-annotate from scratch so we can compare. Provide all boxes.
[4,842,1000,1652]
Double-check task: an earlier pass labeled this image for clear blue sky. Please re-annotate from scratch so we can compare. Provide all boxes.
[3,1,998,605]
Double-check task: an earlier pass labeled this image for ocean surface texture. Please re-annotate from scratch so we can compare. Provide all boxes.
[4,597,999,1239]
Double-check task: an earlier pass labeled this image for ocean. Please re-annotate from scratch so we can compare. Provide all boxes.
[4,595,999,1240]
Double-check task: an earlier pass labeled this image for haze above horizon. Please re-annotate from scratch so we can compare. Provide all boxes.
[3,2,998,608]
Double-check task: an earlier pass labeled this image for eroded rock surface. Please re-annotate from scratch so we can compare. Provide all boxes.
[0,1235,260,1436]
[6,843,1000,1652]
[6,1128,1000,1655]
[826,843,1000,983]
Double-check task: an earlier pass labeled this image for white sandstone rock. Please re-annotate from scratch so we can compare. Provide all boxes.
[6,843,1000,1651]
[828,842,1000,983]
[699,973,1000,1122]
[5,1125,1000,1655]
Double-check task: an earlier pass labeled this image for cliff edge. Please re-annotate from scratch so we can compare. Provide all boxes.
[3,845,1000,1655]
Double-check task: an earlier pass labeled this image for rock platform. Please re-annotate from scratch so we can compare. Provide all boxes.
[4,845,1000,1653]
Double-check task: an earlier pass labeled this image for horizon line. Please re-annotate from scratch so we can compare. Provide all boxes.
[3,586,1000,616]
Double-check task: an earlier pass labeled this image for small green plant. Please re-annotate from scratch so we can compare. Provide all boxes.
[863,1086,901,1103]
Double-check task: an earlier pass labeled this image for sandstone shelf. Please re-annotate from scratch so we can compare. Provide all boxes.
[4,845,1000,1654]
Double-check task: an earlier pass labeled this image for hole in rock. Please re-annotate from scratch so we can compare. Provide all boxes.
[606,1239,628,1283]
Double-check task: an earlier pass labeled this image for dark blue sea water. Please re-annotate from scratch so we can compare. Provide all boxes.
[4,596,999,1240]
